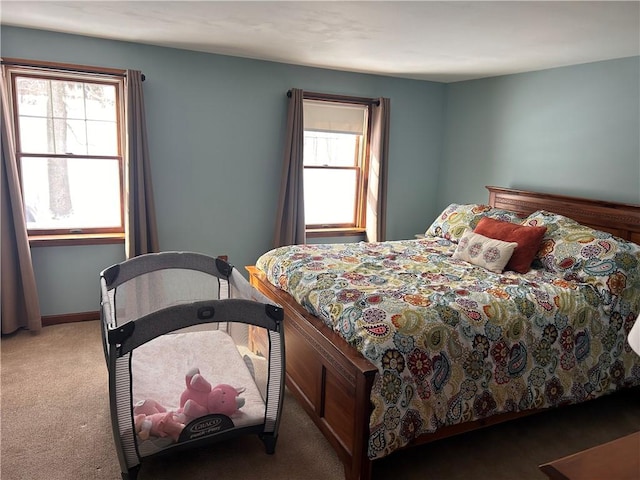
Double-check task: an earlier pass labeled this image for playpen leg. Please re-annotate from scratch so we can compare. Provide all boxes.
[122,465,140,480]
[260,433,278,454]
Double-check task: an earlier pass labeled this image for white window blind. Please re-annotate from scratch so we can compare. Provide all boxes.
[303,100,367,135]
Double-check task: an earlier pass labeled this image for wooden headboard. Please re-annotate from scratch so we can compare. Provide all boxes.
[486,186,640,245]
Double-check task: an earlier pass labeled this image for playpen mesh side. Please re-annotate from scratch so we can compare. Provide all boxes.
[264,329,283,433]
[100,280,115,362]
[112,269,226,328]
[112,354,139,471]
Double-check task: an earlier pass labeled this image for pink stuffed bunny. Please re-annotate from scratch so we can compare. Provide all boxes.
[133,398,166,416]
[133,399,185,442]
[179,367,245,421]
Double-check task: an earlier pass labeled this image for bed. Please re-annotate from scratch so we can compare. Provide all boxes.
[246,186,640,480]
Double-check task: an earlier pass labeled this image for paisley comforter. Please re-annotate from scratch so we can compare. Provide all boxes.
[256,227,640,460]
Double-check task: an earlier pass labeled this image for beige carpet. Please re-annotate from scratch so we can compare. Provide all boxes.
[1,321,639,480]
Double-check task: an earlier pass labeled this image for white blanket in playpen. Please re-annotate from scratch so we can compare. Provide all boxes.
[131,329,267,455]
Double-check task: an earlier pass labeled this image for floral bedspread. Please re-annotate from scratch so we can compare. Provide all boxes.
[256,236,640,460]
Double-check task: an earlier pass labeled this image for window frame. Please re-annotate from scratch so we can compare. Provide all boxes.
[302,93,374,238]
[2,58,127,246]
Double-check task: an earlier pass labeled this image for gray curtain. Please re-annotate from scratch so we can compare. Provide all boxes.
[273,88,306,247]
[125,70,159,258]
[365,97,390,242]
[1,80,42,334]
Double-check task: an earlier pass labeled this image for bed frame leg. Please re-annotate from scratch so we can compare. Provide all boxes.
[343,456,372,480]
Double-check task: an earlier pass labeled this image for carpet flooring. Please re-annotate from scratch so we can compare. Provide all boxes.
[2,320,638,480]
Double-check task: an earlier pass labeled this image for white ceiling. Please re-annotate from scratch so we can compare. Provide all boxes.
[1,1,639,82]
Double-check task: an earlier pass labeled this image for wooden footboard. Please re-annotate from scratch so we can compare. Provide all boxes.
[247,266,377,480]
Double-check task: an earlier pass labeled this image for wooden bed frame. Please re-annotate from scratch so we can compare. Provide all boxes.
[246,186,640,480]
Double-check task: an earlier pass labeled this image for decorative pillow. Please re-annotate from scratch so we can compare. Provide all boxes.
[523,210,580,236]
[452,230,518,273]
[474,217,547,273]
[522,210,640,282]
[425,204,522,243]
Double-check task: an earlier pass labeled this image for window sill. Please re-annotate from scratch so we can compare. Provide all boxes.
[306,227,366,239]
[28,233,125,247]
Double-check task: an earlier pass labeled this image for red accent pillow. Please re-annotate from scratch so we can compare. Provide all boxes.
[474,217,547,273]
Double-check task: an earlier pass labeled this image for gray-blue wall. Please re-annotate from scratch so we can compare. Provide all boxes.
[439,57,640,209]
[2,27,638,316]
[1,26,444,315]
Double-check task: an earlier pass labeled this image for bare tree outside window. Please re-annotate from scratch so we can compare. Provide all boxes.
[47,79,72,219]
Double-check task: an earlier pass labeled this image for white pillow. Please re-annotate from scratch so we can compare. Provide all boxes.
[452,230,518,273]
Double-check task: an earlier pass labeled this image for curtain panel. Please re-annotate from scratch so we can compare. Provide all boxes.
[365,97,390,243]
[0,77,42,334]
[125,70,159,258]
[273,88,306,248]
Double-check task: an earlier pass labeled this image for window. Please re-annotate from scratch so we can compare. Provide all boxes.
[3,61,125,244]
[303,98,371,235]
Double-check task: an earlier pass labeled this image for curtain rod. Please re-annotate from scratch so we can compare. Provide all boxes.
[1,59,145,81]
[287,89,379,106]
